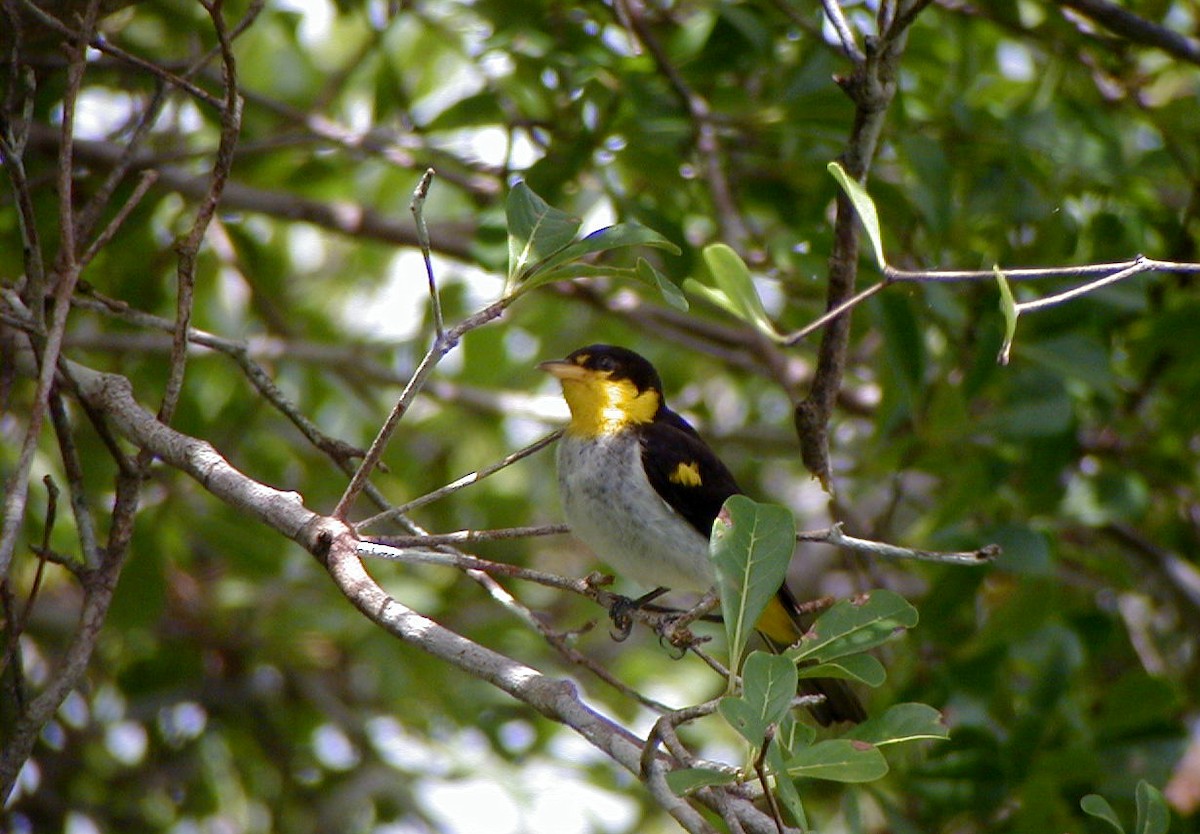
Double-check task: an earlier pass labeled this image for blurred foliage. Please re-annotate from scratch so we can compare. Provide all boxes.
[3,0,1200,832]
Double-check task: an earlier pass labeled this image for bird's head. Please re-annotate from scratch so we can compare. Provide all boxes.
[539,345,665,437]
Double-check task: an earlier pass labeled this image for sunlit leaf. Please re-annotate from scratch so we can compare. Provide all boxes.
[694,244,782,340]
[506,182,581,283]
[636,258,689,311]
[526,222,679,281]
[995,265,1018,365]
[710,496,795,677]
[828,161,886,267]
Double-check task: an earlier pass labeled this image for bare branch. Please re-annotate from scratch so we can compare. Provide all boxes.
[818,0,866,62]
[24,124,480,260]
[798,523,1000,566]
[1059,0,1200,65]
[14,0,223,108]
[795,1,929,490]
[357,430,562,530]
[410,168,445,339]
[334,297,510,520]
[615,0,750,250]
[0,0,99,577]
[157,0,243,427]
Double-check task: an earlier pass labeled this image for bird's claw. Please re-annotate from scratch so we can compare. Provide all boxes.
[607,594,638,642]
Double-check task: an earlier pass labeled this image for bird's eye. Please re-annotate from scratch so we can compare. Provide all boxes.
[593,355,616,371]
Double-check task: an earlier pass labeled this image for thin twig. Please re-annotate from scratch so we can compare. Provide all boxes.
[78,170,160,268]
[14,0,224,109]
[797,523,999,565]
[818,0,866,62]
[1059,0,1200,65]
[783,255,1200,347]
[616,0,749,249]
[0,476,56,683]
[1012,259,1143,313]
[25,124,480,260]
[376,524,569,548]
[0,0,99,577]
[795,0,926,489]
[784,279,889,346]
[753,728,786,834]
[69,291,369,466]
[410,168,444,339]
[642,698,724,778]
[333,298,510,520]
[356,430,562,530]
[47,388,100,570]
[157,0,243,427]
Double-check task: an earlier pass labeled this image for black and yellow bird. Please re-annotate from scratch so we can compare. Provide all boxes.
[539,344,865,726]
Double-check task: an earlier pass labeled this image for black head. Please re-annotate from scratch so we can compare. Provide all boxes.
[562,344,664,394]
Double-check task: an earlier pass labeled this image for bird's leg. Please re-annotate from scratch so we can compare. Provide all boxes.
[659,588,719,651]
[608,586,670,642]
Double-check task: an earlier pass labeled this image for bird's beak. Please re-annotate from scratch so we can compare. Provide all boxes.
[537,359,589,381]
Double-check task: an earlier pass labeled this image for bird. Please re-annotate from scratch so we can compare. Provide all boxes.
[539,344,865,725]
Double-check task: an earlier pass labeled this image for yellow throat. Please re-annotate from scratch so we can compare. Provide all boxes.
[546,366,660,437]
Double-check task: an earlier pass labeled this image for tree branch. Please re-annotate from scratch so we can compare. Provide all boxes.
[24,124,479,261]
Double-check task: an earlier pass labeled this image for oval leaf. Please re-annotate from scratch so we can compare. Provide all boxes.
[827,161,886,268]
[1135,780,1170,834]
[719,652,799,745]
[699,244,781,339]
[710,496,796,675]
[1081,794,1126,834]
[787,589,918,664]
[781,739,888,783]
[506,182,581,282]
[995,265,1018,365]
[797,653,887,687]
[665,766,738,795]
[843,703,949,747]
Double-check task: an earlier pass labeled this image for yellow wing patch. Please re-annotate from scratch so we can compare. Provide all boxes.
[668,461,703,487]
[756,594,801,647]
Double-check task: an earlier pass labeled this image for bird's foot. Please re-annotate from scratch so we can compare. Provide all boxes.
[606,587,670,642]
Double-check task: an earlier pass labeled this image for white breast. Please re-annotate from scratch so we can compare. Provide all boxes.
[556,431,715,592]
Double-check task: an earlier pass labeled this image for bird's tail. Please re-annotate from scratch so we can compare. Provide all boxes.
[754,586,867,726]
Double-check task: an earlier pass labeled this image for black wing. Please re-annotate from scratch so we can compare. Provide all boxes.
[640,411,741,538]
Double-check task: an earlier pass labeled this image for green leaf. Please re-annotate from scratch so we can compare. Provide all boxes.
[525,222,680,282]
[696,244,782,340]
[636,258,689,310]
[796,653,887,687]
[1135,781,1170,834]
[787,590,918,664]
[780,739,888,783]
[682,277,741,317]
[665,766,738,795]
[827,161,886,267]
[843,703,949,747]
[718,652,798,746]
[1081,794,1126,834]
[710,496,796,677]
[505,182,581,283]
[995,265,1018,365]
